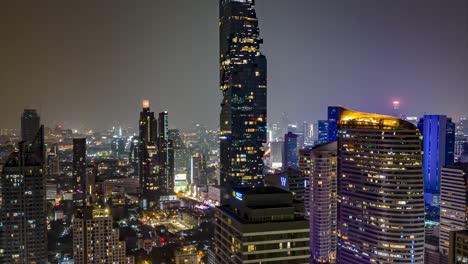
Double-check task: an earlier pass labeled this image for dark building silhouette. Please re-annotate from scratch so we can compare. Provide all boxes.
[21,109,40,144]
[72,138,87,201]
[158,111,174,193]
[219,0,267,188]
[0,126,47,263]
[283,132,298,170]
[139,99,157,145]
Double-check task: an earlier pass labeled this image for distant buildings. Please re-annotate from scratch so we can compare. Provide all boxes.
[283,132,298,170]
[270,141,283,170]
[440,163,468,256]
[139,99,157,145]
[158,111,174,194]
[418,115,456,221]
[21,109,40,143]
[0,126,47,263]
[73,207,133,263]
[214,187,310,263]
[219,0,267,188]
[337,108,425,263]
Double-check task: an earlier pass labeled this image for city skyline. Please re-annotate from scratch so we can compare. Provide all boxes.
[1,0,467,131]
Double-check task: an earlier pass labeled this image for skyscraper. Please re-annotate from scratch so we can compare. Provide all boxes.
[337,107,425,263]
[317,120,329,144]
[0,126,47,263]
[219,0,267,188]
[418,115,456,220]
[283,132,298,170]
[139,99,157,145]
[439,163,468,256]
[158,111,174,193]
[21,109,40,144]
[327,106,343,142]
[73,138,87,200]
[309,141,337,264]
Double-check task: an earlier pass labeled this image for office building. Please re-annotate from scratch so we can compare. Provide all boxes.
[21,109,40,144]
[158,111,174,194]
[327,106,342,142]
[338,107,425,263]
[317,120,329,145]
[219,0,267,188]
[283,132,298,170]
[214,187,310,263]
[309,141,337,264]
[73,207,134,263]
[190,152,203,186]
[418,115,456,221]
[0,126,47,263]
[448,230,468,264]
[298,148,312,220]
[440,163,468,255]
[264,168,306,201]
[139,99,157,145]
[169,129,189,174]
[270,141,284,170]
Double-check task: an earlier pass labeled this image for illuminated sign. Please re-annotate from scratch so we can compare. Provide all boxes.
[280,176,287,187]
[234,191,243,201]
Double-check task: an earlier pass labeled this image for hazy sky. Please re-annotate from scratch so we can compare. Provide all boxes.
[1,0,467,131]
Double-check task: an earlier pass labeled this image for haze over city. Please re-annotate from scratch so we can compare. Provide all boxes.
[1,0,467,131]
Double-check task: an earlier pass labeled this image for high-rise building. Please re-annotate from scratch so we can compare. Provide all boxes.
[264,168,306,202]
[327,106,343,143]
[219,0,267,188]
[418,115,456,220]
[298,148,312,220]
[317,120,329,145]
[169,129,189,174]
[190,152,203,186]
[73,138,87,201]
[158,111,174,193]
[283,132,298,170]
[21,109,40,144]
[214,187,310,263]
[73,207,134,264]
[337,107,425,263]
[309,141,337,264]
[440,163,468,256]
[0,126,47,263]
[270,141,283,170]
[139,99,157,145]
[448,230,468,264]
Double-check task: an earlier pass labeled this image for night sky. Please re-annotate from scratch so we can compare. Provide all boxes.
[1,0,467,131]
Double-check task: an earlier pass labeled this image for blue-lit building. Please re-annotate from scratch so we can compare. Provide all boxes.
[317,120,329,144]
[327,106,343,142]
[418,115,456,221]
[283,132,298,171]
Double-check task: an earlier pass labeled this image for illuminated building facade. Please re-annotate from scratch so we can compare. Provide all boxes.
[174,245,198,264]
[283,132,298,170]
[219,0,267,188]
[440,163,468,256]
[327,106,342,142]
[264,168,306,202]
[0,126,47,263]
[309,141,337,264]
[139,99,157,145]
[73,207,133,264]
[214,187,310,264]
[21,109,40,144]
[448,230,468,264]
[158,111,174,193]
[317,120,329,145]
[418,115,456,220]
[337,108,425,263]
[299,148,312,220]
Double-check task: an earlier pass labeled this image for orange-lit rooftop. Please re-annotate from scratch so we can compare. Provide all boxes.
[339,107,416,130]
